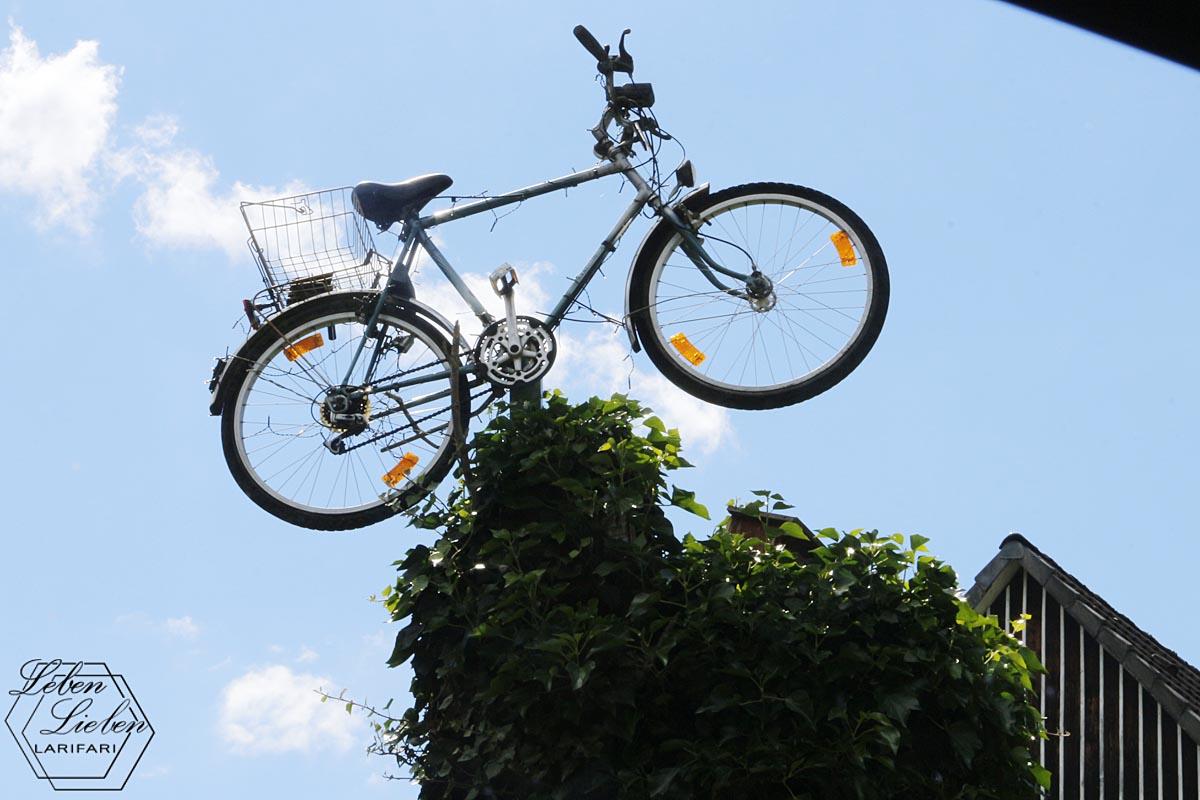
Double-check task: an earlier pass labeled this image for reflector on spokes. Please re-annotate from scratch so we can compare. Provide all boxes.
[830,230,857,266]
[382,453,420,488]
[283,332,325,362]
[669,332,706,366]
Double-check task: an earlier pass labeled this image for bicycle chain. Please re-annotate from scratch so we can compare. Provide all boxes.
[337,385,496,455]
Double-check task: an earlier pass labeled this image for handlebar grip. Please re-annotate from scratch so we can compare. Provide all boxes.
[573,25,608,62]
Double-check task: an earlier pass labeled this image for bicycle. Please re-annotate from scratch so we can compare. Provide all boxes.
[206,25,890,531]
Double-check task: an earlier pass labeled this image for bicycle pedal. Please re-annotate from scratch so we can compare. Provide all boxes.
[488,263,519,296]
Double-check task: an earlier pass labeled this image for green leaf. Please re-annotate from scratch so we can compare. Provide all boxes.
[877,723,901,753]
[670,487,710,519]
[1030,762,1052,790]
[879,692,920,724]
[566,660,594,690]
[387,622,421,667]
[648,766,681,796]
[948,721,982,766]
[629,592,655,610]
[711,581,735,601]
[779,521,810,540]
[1021,646,1046,674]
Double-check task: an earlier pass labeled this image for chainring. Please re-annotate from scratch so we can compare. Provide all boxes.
[474,316,557,387]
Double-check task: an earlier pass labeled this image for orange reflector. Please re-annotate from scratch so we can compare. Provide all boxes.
[283,332,324,361]
[669,333,706,366]
[830,230,857,266]
[382,453,420,488]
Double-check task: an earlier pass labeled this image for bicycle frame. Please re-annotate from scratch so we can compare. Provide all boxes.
[413,158,632,331]
[341,126,753,391]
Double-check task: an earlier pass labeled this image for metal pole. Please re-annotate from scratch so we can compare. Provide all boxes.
[509,380,542,407]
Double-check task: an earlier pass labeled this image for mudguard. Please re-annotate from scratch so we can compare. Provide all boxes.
[621,183,710,351]
[207,291,461,415]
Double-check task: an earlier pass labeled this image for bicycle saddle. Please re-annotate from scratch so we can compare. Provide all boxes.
[352,174,453,230]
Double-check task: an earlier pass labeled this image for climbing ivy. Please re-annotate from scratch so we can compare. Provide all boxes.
[378,393,1047,799]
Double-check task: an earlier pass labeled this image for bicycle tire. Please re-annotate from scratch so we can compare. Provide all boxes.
[628,183,889,410]
[219,292,466,531]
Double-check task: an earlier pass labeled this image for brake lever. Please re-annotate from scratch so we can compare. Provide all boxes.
[613,28,634,74]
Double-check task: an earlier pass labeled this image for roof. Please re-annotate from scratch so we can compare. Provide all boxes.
[967,533,1200,744]
[726,505,819,555]
[1001,1,1200,71]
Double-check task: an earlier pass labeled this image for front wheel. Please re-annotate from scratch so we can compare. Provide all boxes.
[628,183,889,410]
[219,293,477,531]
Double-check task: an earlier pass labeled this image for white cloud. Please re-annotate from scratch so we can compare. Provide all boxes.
[0,24,287,251]
[410,258,555,339]
[132,113,179,148]
[218,665,357,755]
[555,325,732,455]
[116,612,204,640]
[165,615,200,639]
[296,646,319,663]
[0,24,120,231]
[118,120,306,259]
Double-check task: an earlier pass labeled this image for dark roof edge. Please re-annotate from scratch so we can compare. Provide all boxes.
[967,536,1200,745]
[998,2,1200,72]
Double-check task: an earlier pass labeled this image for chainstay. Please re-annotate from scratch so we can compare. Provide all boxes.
[339,385,498,454]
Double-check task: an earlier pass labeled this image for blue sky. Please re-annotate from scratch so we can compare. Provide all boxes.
[1,1,1197,797]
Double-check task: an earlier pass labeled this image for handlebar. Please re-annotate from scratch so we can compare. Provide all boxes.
[573,24,608,63]
[573,24,634,75]
[575,25,660,155]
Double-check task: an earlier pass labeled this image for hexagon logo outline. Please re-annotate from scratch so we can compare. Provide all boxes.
[5,659,154,792]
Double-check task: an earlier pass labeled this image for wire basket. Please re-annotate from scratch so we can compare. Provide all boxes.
[241,187,389,312]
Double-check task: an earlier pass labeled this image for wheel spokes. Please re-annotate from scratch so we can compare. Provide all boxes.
[650,196,873,393]
[234,313,456,515]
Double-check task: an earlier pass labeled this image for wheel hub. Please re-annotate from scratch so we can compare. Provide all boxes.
[744,270,776,312]
[319,386,371,434]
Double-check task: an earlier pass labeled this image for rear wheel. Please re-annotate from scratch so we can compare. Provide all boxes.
[219,293,470,531]
[629,183,889,410]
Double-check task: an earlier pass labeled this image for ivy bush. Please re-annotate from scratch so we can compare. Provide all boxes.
[379,394,1047,799]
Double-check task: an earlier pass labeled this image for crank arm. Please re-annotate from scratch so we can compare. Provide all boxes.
[488,263,523,351]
